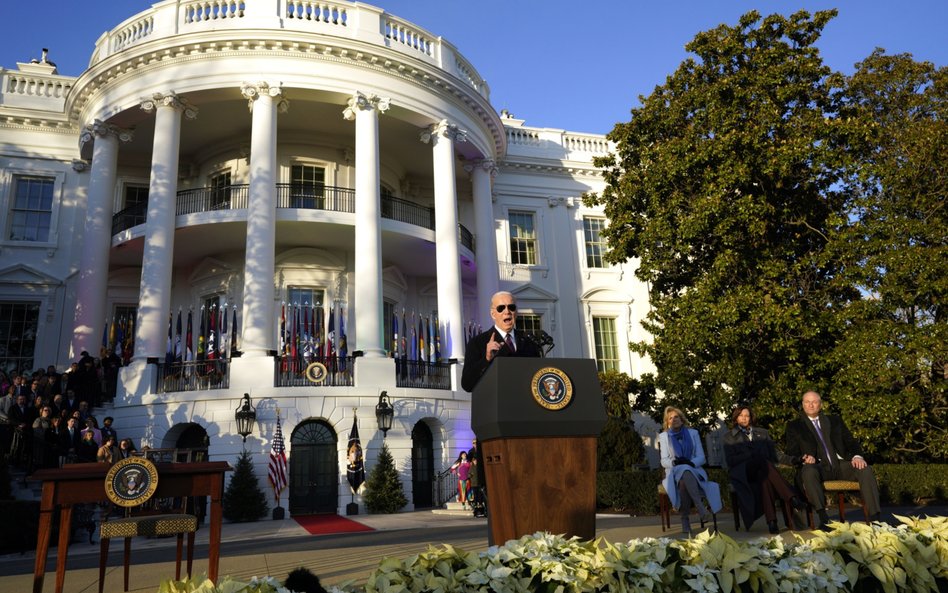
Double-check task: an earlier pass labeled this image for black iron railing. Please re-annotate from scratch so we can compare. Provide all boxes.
[155,359,230,393]
[394,360,453,390]
[435,467,458,507]
[176,184,249,214]
[275,183,355,213]
[111,202,147,234]
[110,184,474,253]
[458,224,474,252]
[274,357,355,387]
[381,195,434,229]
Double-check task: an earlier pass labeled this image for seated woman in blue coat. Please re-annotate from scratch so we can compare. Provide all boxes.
[658,406,722,536]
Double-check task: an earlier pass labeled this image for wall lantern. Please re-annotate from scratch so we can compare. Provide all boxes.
[375,391,394,437]
[235,393,257,442]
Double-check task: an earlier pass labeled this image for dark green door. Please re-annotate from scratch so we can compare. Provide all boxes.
[411,421,434,508]
[289,420,338,515]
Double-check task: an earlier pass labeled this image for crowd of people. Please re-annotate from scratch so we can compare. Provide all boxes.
[0,349,129,474]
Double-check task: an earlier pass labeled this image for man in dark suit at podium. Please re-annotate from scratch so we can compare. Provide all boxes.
[462,291,541,392]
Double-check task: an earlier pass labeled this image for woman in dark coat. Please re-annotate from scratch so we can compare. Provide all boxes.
[723,405,806,533]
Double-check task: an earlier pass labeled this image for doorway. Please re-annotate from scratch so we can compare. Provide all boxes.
[411,421,434,508]
[289,420,338,514]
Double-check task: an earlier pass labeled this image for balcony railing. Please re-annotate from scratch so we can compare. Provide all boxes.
[382,194,434,229]
[275,183,355,213]
[110,184,474,252]
[177,184,249,214]
[274,357,355,387]
[112,202,147,234]
[155,359,230,393]
[395,360,453,390]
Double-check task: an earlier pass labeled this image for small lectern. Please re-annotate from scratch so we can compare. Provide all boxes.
[471,357,606,545]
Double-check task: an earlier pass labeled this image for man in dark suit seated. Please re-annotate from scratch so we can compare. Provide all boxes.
[461,291,541,393]
[783,390,881,530]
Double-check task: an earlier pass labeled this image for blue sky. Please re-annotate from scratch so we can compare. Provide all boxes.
[1,1,945,135]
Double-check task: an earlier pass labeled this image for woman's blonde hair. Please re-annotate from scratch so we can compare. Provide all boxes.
[663,406,689,430]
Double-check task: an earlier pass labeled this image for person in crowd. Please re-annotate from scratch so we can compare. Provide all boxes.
[658,406,723,536]
[47,415,64,467]
[0,370,10,395]
[450,450,472,509]
[0,384,14,457]
[101,416,118,445]
[60,416,82,463]
[77,401,92,423]
[62,389,79,417]
[45,365,62,397]
[77,429,99,462]
[723,405,807,533]
[31,405,54,472]
[784,391,882,530]
[461,291,541,392]
[117,438,138,459]
[82,417,102,446]
[97,435,116,464]
[468,438,487,517]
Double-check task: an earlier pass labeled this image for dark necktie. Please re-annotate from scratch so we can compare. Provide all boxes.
[812,418,835,465]
[504,333,515,352]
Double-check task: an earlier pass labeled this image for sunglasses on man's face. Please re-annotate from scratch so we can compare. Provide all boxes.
[495,304,517,313]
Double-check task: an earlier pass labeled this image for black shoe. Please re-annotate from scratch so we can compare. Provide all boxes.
[870,513,882,523]
[817,510,830,525]
[790,496,808,511]
[818,523,833,532]
[767,520,779,534]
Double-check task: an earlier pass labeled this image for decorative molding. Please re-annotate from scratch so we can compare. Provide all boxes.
[342,91,391,120]
[419,119,467,145]
[139,92,198,119]
[463,158,497,178]
[71,160,89,172]
[240,82,289,113]
[78,118,133,152]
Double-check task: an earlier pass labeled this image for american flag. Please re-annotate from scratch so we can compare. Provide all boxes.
[268,411,288,503]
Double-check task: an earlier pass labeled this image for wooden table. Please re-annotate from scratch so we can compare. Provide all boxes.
[30,461,230,593]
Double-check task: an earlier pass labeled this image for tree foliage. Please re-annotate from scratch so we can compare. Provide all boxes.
[597,371,646,470]
[222,450,269,522]
[585,10,947,461]
[363,443,408,514]
[827,51,948,460]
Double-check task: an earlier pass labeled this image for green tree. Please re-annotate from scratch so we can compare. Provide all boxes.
[597,371,646,470]
[585,10,851,429]
[363,443,408,514]
[826,51,948,461]
[222,450,269,522]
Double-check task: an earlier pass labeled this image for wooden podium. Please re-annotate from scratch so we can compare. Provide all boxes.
[471,358,605,545]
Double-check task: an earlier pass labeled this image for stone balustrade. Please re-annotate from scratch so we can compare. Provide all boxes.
[83,0,488,100]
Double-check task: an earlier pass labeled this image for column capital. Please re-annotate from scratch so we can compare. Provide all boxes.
[420,119,468,145]
[342,91,391,120]
[463,158,497,178]
[140,92,198,119]
[241,82,289,113]
[79,119,134,146]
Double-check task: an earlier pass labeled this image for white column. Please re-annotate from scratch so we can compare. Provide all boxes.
[343,92,390,358]
[420,120,466,360]
[134,93,197,360]
[71,121,132,359]
[466,159,500,330]
[239,82,287,356]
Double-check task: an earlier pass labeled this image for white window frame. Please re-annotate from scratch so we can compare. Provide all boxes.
[0,167,65,248]
[506,208,541,267]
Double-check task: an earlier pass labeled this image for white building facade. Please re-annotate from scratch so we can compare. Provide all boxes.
[0,0,652,514]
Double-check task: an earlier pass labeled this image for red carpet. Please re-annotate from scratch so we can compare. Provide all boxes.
[294,514,375,535]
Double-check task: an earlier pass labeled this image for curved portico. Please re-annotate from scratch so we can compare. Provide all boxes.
[68,0,504,370]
